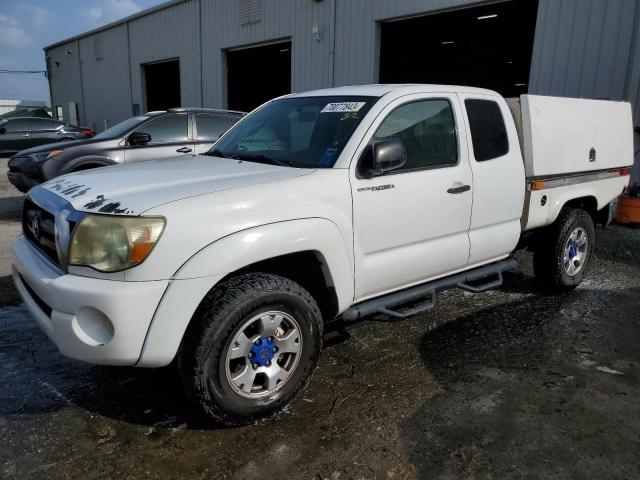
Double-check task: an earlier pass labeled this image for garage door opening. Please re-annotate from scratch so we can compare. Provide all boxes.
[379,0,539,97]
[227,41,291,112]
[144,59,181,112]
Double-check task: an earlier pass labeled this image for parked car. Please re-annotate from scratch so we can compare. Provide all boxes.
[0,117,93,157]
[6,108,244,192]
[12,85,633,425]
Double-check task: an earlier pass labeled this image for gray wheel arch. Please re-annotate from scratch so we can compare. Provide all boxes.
[59,156,118,176]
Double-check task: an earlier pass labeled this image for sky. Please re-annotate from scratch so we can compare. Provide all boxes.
[0,0,165,102]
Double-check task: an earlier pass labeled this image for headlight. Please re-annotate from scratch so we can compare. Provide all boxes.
[32,150,64,162]
[69,215,165,272]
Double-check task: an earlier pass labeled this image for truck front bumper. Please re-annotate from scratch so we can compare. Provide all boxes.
[12,235,169,366]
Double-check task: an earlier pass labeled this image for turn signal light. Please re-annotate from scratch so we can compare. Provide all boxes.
[530,180,545,191]
[130,242,155,263]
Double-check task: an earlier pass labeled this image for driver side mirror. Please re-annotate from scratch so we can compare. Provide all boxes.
[359,138,407,178]
[128,131,151,146]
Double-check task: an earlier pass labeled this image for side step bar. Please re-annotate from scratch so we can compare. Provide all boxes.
[341,258,518,321]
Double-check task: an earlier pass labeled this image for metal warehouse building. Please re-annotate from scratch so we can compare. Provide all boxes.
[45,0,640,168]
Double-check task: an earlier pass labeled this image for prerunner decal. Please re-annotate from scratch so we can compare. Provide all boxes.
[321,102,366,113]
[357,184,395,192]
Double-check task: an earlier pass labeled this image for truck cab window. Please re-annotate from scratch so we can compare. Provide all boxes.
[465,99,509,161]
[372,99,458,171]
[213,96,377,168]
[3,119,30,132]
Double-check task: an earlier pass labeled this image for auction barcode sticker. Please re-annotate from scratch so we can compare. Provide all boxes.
[321,102,365,113]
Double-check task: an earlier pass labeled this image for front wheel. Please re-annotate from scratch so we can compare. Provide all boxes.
[178,273,322,425]
[533,208,595,292]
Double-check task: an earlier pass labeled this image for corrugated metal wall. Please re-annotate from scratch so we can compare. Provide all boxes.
[47,0,640,166]
[529,0,640,179]
[78,24,131,131]
[529,0,638,110]
[332,0,490,87]
[201,0,334,107]
[47,41,84,124]
[128,0,201,109]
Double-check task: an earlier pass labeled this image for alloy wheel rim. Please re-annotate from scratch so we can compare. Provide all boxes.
[563,227,588,276]
[224,310,302,398]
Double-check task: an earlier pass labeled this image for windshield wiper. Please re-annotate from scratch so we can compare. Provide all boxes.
[204,149,228,158]
[234,154,294,167]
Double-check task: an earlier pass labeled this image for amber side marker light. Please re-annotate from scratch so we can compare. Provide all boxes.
[530,180,545,191]
[130,242,155,263]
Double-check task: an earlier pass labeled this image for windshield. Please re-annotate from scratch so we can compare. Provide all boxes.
[93,115,150,139]
[211,96,377,168]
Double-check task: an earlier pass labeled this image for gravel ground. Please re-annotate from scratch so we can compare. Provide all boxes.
[0,158,24,305]
[0,159,639,479]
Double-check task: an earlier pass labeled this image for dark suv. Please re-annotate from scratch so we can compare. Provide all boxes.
[7,108,244,193]
[0,117,93,156]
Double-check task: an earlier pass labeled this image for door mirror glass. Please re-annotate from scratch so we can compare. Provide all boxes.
[360,138,407,178]
[128,131,151,146]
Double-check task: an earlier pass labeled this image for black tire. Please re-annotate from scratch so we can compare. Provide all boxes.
[533,208,595,292]
[177,273,322,425]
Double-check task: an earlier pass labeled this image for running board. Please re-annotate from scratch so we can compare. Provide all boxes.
[341,258,518,321]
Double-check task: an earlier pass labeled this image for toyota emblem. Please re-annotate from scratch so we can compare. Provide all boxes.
[31,216,40,240]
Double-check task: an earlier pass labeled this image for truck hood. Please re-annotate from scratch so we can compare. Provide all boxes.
[38,155,314,215]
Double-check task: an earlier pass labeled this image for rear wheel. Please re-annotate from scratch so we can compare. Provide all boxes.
[533,208,595,291]
[178,273,322,425]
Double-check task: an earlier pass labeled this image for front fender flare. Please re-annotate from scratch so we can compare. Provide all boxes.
[137,218,354,367]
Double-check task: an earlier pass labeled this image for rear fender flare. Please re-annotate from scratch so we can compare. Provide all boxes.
[546,177,626,225]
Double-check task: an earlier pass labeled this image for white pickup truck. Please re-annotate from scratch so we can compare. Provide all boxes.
[12,85,633,424]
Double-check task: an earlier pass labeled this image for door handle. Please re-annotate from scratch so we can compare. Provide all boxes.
[447,184,471,194]
[176,147,192,153]
[23,134,30,137]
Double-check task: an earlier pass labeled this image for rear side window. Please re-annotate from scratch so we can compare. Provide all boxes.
[31,118,62,130]
[196,115,238,141]
[3,119,29,132]
[138,115,188,144]
[465,99,509,161]
[372,99,458,171]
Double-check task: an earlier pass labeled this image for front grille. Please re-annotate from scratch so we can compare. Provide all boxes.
[22,198,60,268]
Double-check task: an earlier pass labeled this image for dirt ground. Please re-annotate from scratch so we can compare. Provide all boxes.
[1,158,639,479]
